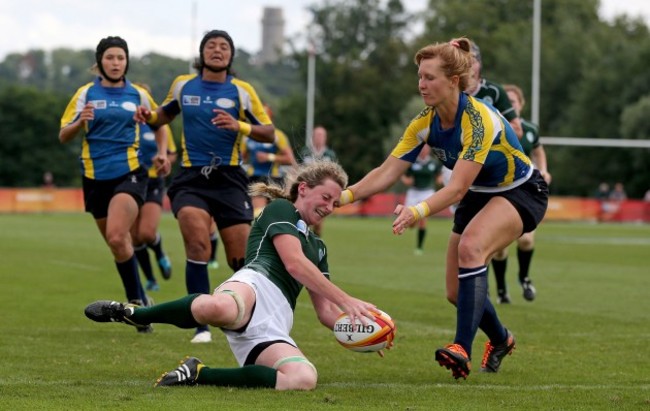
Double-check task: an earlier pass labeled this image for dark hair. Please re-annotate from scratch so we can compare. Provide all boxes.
[470,41,482,64]
[193,30,235,73]
[95,36,129,79]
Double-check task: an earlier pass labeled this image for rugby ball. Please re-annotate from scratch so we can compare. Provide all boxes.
[333,310,396,352]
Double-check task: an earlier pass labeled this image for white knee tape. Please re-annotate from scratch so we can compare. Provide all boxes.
[218,289,245,327]
[272,356,317,376]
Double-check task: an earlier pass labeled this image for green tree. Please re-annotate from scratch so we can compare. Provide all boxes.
[285,0,417,183]
[0,86,78,186]
[418,0,650,197]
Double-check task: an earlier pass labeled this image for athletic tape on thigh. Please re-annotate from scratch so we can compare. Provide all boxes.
[218,289,245,327]
[272,356,317,375]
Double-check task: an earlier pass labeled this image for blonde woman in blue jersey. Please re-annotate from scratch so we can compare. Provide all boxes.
[134,30,275,343]
[59,37,170,332]
[85,160,381,390]
[339,38,548,379]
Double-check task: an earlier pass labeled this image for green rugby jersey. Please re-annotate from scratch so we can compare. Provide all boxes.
[406,157,441,190]
[519,118,540,157]
[244,198,329,309]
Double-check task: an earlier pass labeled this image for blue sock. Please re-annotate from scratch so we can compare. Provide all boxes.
[454,265,488,358]
[134,244,155,282]
[479,298,507,344]
[115,256,146,302]
[209,232,218,261]
[147,233,164,260]
[186,260,210,334]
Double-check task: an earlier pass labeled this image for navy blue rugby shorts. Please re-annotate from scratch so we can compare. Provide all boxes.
[82,167,148,219]
[452,169,549,235]
[167,166,253,229]
[144,176,166,205]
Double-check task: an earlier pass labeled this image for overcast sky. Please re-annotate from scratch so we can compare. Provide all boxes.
[0,0,648,61]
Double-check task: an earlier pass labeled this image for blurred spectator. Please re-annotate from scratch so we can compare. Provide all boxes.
[42,171,55,188]
[644,189,650,202]
[594,182,610,200]
[609,182,627,201]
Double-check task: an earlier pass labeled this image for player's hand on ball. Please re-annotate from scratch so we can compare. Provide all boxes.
[333,309,396,354]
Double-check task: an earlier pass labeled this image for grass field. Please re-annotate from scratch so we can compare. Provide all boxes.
[1,213,649,410]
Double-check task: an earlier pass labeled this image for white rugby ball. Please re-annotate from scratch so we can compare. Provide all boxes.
[333,310,396,352]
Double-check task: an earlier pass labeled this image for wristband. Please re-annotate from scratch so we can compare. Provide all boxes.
[267,153,276,162]
[408,201,430,221]
[147,110,159,124]
[339,189,354,206]
[238,121,252,136]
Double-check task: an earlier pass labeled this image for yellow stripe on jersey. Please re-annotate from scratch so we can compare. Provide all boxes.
[390,107,432,160]
[230,78,273,167]
[81,138,94,179]
[60,83,92,129]
[164,74,196,105]
[459,99,495,164]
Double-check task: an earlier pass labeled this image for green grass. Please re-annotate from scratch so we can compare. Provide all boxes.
[0,213,649,410]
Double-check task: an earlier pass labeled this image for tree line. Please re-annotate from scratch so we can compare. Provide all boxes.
[0,0,648,198]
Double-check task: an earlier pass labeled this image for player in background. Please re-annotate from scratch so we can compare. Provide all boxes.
[299,126,338,236]
[466,42,523,139]
[242,104,297,216]
[131,83,177,291]
[59,37,170,332]
[338,38,548,379]
[491,84,551,303]
[85,161,381,390]
[400,144,442,255]
[133,30,275,343]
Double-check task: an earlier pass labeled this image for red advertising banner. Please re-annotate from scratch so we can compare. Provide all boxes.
[1,188,648,223]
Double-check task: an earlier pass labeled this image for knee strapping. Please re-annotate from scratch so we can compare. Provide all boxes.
[272,356,317,375]
[218,289,245,327]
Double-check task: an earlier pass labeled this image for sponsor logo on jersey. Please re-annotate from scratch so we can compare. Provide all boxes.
[182,95,201,106]
[296,220,308,236]
[121,101,137,112]
[216,98,236,109]
[142,131,155,141]
[90,100,107,109]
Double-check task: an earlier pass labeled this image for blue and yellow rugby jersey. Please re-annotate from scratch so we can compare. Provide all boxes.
[242,128,290,178]
[390,93,532,192]
[160,74,272,168]
[60,78,156,180]
[139,123,177,178]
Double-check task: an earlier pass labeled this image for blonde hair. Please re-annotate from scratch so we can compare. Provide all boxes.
[414,37,473,91]
[503,84,526,109]
[249,160,348,203]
